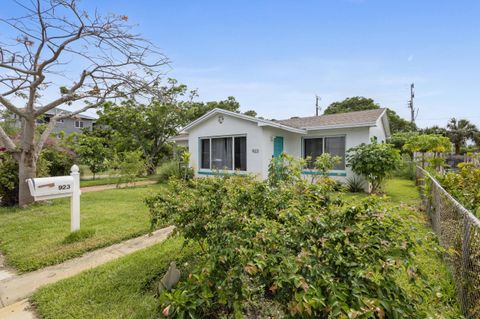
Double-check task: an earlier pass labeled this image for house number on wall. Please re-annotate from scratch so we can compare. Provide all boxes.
[252,148,259,153]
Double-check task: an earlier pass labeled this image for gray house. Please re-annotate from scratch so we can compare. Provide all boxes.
[11,107,96,135]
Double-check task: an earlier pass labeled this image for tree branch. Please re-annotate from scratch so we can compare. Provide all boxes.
[0,95,24,118]
[0,124,17,152]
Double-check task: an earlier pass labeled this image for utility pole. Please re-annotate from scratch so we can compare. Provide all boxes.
[315,95,321,116]
[408,83,415,123]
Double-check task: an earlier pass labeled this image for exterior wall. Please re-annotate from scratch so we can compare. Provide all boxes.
[10,114,95,135]
[369,115,387,142]
[185,113,373,186]
[187,113,267,178]
[51,118,95,135]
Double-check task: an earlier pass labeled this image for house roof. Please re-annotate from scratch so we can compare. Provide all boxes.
[276,108,387,130]
[177,107,390,139]
[181,108,306,134]
[44,107,97,120]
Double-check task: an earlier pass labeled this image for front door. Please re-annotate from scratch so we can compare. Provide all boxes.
[273,136,284,158]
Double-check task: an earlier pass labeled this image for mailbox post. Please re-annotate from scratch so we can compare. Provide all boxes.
[70,165,80,232]
[26,164,81,232]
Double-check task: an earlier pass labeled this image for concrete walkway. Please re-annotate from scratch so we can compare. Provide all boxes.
[0,226,174,318]
[80,180,157,193]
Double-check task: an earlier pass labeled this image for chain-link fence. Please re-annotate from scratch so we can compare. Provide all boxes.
[416,166,480,319]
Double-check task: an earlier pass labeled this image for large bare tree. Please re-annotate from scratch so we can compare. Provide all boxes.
[0,0,168,206]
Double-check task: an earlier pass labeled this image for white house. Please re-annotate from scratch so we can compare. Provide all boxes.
[173,108,390,182]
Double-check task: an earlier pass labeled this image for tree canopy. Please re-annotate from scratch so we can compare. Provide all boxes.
[323,97,417,133]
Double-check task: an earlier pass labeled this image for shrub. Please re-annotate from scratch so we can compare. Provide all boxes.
[346,176,365,192]
[40,145,75,176]
[267,153,304,186]
[394,153,416,180]
[157,160,193,182]
[146,175,419,318]
[114,150,146,186]
[347,141,401,193]
[0,148,64,206]
[0,152,19,206]
[438,162,480,217]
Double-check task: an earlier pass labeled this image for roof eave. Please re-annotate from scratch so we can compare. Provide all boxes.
[304,122,377,131]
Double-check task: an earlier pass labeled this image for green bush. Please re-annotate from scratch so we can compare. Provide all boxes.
[146,174,419,318]
[347,141,401,193]
[394,153,416,180]
[438,162,480,217]
[0,152,19,206]
[113,150,146,186]
[40,146,75,176]
[157,160,193,182]
[0,148,63,206]
[346,176,365,192]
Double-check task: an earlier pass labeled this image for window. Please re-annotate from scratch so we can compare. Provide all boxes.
[303,136,346,170]
[200,136,247,171]
[75,121,84,128]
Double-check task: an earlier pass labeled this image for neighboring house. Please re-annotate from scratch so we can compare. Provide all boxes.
[173,108,390,182]
[10,107,96,135]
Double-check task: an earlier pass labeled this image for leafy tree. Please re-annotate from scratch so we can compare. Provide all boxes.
[421,125,447,136]
[243,110,257,117]
[347,141,401,193]
[73,134,111,179]
[387,132,419,151]
[97,80,193,174]
[113,150,146,186]
[0,0,167,206]
[188,96,241,121]
[446,118,478,154]
[323,97,417,133]
[402,134,452,169]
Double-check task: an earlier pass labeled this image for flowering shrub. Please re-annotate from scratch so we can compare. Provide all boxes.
[146,174,419,318]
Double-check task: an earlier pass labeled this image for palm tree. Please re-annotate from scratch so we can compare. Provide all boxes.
[446,118,478,154]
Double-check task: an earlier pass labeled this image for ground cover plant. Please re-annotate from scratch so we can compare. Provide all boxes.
[0,183,165,272]
[146,171,461,318]
[31,178,461,319]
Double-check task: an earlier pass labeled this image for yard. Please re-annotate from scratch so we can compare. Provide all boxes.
[0,183,165,272]
[31,178,462,319]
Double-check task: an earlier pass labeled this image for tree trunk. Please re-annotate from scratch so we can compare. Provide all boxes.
[18,119,37,207]
[455,143,461,155]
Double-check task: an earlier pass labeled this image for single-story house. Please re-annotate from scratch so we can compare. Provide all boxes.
[173,108,390,182]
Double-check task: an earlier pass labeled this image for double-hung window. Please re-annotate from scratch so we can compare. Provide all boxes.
[200,136,247,171]
[303,136,346,170]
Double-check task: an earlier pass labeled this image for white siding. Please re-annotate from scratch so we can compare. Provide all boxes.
[369,115,387,142]
[187,113,267,178]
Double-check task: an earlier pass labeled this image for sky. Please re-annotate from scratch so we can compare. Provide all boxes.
[2,0,480,128]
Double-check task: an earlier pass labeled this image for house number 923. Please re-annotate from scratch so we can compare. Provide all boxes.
[58,185,71,190]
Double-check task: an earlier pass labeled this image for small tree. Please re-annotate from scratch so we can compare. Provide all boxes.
[402,134,452,169]
[114,150,146,187]
[74,134,110,179]
[347,141,400,193]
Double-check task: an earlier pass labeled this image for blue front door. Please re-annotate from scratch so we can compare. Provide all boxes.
[273,136,284,158]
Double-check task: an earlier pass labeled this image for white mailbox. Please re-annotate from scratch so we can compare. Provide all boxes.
[27,176,74,200]
[26,165,81,232]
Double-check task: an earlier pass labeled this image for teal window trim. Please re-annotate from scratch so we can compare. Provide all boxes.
[197,170,248,177]
[302,170,347,177]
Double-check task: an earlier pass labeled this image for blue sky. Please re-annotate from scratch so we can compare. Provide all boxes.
[3,0,480,127]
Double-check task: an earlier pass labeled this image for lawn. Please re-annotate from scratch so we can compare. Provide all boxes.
[31,178,461,319]
[33,236,196,319]
[0,183,165,272]
[80,174,159,188]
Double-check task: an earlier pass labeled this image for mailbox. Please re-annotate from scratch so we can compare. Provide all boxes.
[27,176,74,200]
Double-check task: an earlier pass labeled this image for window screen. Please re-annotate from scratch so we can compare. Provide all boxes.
[234,137,247,171]
[325,136,346,170]
[200,139,210,169]
[211,137,233,170]
[304,138,323,168]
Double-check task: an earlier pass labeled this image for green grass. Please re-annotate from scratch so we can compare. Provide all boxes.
[33,236,196,319]
[80,175,159,188]
[0,183,165,272]
[383,178,462,318]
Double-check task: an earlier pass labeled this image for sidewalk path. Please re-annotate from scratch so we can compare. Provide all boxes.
[80,180,157,193]
[0,226,174,312]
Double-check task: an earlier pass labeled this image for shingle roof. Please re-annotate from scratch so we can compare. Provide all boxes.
[276,108,386,129]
